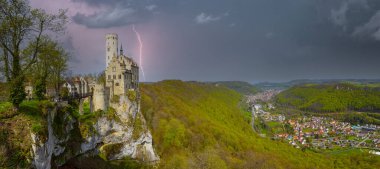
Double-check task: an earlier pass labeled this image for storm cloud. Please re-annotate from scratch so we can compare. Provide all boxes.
[71,0,157,28]
[30,0,380,82]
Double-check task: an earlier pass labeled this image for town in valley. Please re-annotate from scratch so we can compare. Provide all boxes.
[248,90,380,155]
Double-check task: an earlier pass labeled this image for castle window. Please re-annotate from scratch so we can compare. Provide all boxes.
[118,75,121,79]
[108,75,111,79]
[115,83,119,86]
[112,67,116,72]
[107,47,110,52]
[113,75,116,79]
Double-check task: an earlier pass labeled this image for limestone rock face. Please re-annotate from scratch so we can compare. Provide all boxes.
[81,96,159,162]
[30,96,158,169]
[30,107,72,169]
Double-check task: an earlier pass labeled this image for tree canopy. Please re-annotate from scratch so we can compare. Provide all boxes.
[276,83,380,112]
[0,0,67,108]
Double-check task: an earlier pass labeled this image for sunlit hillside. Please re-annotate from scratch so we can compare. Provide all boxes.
[140,80,380,169]
[276,83,380,112]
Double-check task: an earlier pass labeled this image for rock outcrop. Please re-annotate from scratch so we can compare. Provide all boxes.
[81,96,159,162]
[30,96,158,169]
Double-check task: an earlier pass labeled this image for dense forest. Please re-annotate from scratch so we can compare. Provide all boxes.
[211,81,260,95]
[276,83,380,112]
[140,80,380,169]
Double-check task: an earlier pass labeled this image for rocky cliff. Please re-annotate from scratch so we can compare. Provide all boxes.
[30,96,158,169]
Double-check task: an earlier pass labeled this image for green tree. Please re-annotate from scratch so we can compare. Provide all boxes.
[25,37,69,99]
[162,118,186,149]
[48,41,69,96]
[34,78,45,100]
[60,87,69,99]
[0,0,67,109]
[9,77,26,106]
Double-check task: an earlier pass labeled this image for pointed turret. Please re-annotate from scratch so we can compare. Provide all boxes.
[120,43,124,56]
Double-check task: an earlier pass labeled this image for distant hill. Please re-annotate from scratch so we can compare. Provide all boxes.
[276,83,380,112]
[140,80,380,168]
[211,81,259,95]
[255,79,380,90]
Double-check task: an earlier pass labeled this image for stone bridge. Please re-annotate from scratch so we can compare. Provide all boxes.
[78,92,93,114]
[60,92,94,114]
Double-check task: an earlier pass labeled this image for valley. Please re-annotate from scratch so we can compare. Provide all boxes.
[1,0,380,168]
[248,82,380,156]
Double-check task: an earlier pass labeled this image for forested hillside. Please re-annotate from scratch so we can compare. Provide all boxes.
[140,80,380,169]
[212,81,259,95]
[276,83,380,112]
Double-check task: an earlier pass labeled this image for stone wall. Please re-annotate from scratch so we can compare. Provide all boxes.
[93,84,110,111]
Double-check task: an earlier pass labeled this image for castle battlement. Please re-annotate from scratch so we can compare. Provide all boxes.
[106,33,118,38]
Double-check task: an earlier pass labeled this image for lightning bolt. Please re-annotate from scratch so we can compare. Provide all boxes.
[132,24,146,81]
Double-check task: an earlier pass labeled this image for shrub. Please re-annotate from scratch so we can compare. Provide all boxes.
[34,79,46,101]
[0,102,15,118]
[132,116,144,140]
[111,95,120,103]
[127,90,137,101]
[79,121,95,138]
[106,107,121,123]
[38,100,54,116]
[78,110,104,137]
[100,143,124,160]
[9,77,26,109]
[31,122,48,141]
[31,123,43,133]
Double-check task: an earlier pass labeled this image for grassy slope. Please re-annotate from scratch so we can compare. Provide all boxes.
[0,101,52,168]
[141,80,380,169]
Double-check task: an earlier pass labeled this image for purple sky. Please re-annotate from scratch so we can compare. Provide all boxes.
[30,0,144,77]
[29,0,380,83]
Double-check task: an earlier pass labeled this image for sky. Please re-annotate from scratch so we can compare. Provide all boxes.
[29,0,380,83]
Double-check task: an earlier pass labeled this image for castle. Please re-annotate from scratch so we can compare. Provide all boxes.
[92,33,139,111]
[24,33,139,111]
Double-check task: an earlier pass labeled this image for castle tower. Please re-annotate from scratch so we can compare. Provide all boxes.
[106,33,118,67]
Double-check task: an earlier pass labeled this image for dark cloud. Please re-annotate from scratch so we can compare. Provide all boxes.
[71,0,123,7]
[71,0,157,28]
[324,0,380,40]
[33,0,380,82]
[73,7,139,28]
